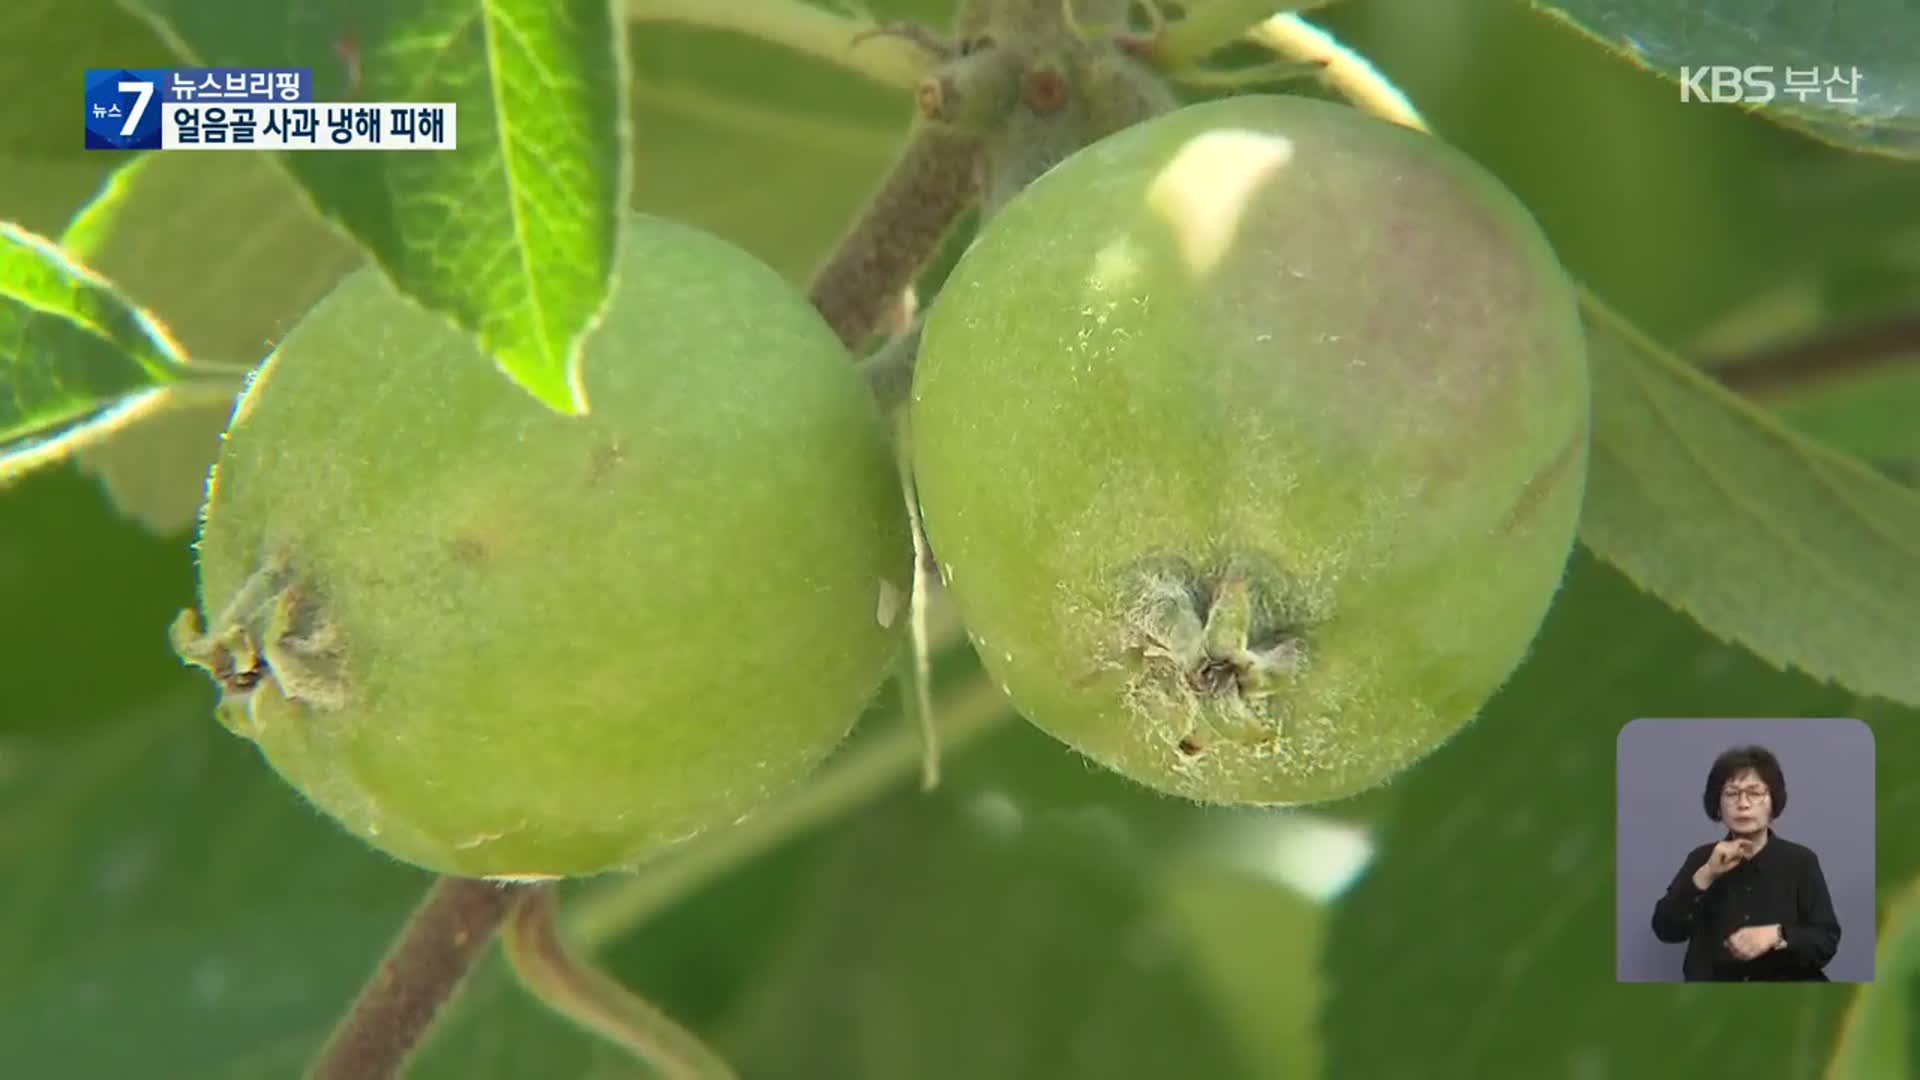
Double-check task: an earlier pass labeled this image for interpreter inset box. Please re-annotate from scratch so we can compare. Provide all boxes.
[1616,717,1875,983]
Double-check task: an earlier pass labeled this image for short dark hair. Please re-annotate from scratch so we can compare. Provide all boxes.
[1703,745,1788,821]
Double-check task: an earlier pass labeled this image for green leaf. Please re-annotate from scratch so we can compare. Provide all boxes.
[716,721,1262,1080]
[57,386,227,535]
[0,467,206,726]
[1526,0,1920,158]
[1578,290,1920,707]
[0,221,204,475]
[1157,864,1330,1078]
[0,222,185,417]
[0,678,423,1077]
[1319,549,1920,1078]
[56,153,361,534]
[61,153,361,364]
[0,154,120,242]
[0,0,175,159]
[1826,878,1920,1079]
[121,0,630,414]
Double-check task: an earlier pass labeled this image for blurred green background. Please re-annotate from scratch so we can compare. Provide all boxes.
[2,0,1915,1076]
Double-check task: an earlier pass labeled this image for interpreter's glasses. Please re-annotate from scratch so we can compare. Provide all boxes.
[1721,787,1771,805]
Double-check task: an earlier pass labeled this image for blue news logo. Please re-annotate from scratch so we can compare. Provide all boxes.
[85,68,167,150]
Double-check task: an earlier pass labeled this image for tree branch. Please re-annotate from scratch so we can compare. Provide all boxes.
[1705,311,1920,401]
[306,877,531,1080]
[809,129,981,349]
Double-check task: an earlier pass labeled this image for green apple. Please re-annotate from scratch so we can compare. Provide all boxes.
[911,94,1589,804]
[172,214,911,877]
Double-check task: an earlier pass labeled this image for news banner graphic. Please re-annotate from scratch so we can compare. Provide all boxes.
[84,67,455,150]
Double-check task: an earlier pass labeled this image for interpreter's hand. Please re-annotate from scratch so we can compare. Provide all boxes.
[1726,924,1784,961]
[1692,839,1753,890]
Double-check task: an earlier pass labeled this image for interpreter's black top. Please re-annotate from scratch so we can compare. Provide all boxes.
[1650,830,1841,981]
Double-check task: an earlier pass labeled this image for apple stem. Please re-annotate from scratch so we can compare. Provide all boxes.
[305,876,531,1080]
[858,318,923,412]
[502,884,739,1078]
[892,433,944,791]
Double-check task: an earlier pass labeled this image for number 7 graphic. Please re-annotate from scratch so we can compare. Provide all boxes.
[117,80,153,137]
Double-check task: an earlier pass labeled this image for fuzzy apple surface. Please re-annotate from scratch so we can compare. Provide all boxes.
[911,94,1589,805]
[172,215,911,878]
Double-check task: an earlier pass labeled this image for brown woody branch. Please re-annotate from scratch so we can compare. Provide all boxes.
[1707,311,1920,400]
[306,876,531,1080]
[808,128,981,349]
